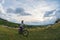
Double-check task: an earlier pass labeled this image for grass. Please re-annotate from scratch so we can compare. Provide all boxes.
[0,23,60,40]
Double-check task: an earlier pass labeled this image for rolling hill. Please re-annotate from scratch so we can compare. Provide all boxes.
[0,23,60,40]
[0,18,60,40]
[0,18,20,28]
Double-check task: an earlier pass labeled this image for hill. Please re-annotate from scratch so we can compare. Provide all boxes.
[0,18,20,28]
[0,23,60,40]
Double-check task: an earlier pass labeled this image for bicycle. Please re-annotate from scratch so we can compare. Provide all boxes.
[18,28,29,37]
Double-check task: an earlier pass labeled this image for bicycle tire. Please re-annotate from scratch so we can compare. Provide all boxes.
[23,30,29,37]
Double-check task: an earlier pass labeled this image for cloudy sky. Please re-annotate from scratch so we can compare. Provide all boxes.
[0,0,60,25]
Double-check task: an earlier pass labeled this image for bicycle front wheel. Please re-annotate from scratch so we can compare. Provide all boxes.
[23,30,29,37]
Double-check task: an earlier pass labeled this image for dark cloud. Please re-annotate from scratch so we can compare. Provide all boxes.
[14,7,31,16]
[19,12,31,16]
[6,8,14,13]
[14,8,24,13]
[44,10,56,17]
[55,9,60,19]
[44,9,60,19]
[0,0,2,3]
[6,7,31,16]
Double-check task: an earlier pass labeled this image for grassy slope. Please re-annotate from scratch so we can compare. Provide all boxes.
[0,18,19,28]
[0,23,60,40]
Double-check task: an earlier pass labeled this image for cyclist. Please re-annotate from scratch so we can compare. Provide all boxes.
[19,20,29,37]
[19,20,24,34]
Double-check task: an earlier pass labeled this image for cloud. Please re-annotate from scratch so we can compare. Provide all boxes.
[44,10,56,17]
[15,7,24,13]
[6,8,14,13]
[0,0,2,3]
[25,16,57,25]
[55,9,60,19]
[0,0,4,4]
[14,7,31,16]
[6,7,31,16]
[44,9,60,19]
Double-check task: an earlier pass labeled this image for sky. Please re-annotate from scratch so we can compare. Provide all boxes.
[0,0,60,25]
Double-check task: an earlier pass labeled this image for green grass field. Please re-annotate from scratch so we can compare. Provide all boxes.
[0,23,60,40]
